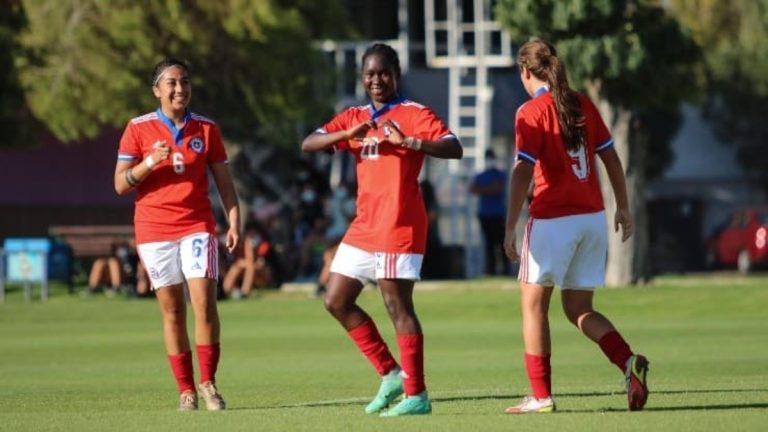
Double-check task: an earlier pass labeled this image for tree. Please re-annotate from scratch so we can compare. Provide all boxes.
[670,0,768,195]
[496,0,700,285]
[16,0,351,207]
[0,0,35,148]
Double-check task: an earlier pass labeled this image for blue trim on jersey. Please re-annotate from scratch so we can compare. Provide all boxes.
[117,154,136,161]
[516,151,537,164]
[595,138,614,152]
[368,95,405,121]
[155,108,192,145]
[534,86,550,98]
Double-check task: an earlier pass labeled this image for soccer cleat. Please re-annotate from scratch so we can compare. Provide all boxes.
[364,368,404,414]
[380,391,432,417]
[198,381,226,411]
[626,354,649,411]
[178,391,198,411]
[504,396,556,414]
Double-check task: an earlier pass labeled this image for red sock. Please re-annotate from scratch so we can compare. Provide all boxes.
[167,351,195,394]
[397,333,426,396]
[196,343,221,384]
[598,330,633,372]
[525,353,551,399]
[347,319,398,375]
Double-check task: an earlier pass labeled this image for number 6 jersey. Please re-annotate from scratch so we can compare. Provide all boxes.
[117,109,228,243]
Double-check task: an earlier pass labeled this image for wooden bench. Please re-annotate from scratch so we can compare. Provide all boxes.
[48,225,135,258]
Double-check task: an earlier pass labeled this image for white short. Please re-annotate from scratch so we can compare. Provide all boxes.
[330,243,423,284]
[518,211,607,289]
[136,232,219,290]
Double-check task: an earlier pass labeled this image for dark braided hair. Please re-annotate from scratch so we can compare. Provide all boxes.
[517,39,586,152]
[151,57,190,87]
[361,43,401,80]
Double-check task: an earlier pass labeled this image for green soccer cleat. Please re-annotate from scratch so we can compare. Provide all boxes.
[380,392,432,417]
[626,354,650,411]
[364,368,404,414]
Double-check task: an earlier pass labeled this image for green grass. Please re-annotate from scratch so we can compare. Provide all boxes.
[1,274,767,431]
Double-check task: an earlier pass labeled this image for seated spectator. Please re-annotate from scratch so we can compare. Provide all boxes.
[88,241,148,297]
[222,221,274,299]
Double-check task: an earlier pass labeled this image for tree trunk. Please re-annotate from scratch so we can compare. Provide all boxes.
[586,82,650,286]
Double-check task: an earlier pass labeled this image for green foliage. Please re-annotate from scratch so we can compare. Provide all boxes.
[0,0,35,148]
[670,0,768,192]
[497,0,699,109]
[17,0,349,145]
[495,0,700,181]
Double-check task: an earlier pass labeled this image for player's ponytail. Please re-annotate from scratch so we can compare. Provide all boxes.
[517,39,586,153]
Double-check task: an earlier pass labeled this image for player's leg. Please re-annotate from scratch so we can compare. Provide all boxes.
[181,232,225,410]
[561,211,649,411]
[327,243,400,413]
[506,217,564,414]
[139,239,196,410]
[373,252,430,417]
[155,283,196,410]
[505,282,556,414]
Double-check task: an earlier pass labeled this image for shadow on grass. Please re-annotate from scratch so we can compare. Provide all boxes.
[230,387,767,412]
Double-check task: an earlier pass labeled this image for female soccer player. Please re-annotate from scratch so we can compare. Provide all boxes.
[114,58,240,411]
[503,39,649,414]
[302,43,462,416]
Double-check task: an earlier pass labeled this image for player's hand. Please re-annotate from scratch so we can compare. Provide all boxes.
[345,121,376,141]
[225,226,240,255]
[504,228,519,262]
[614,207,633,242]
[150,140,171,163]
[380,119,405,145]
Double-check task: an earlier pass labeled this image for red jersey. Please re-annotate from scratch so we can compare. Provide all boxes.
[317,98,455,253]
[117,109,228,243]
[515,89,613,219]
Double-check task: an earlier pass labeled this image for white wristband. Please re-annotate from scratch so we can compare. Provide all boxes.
[404,136,423,151]
[144,155,156,169]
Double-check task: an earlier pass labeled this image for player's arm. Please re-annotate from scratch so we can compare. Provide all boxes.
[114,141,170,195]
[503,160,534,262]
[379,119,462,159]
[597,146,633,242]
[210,162,241,254]
[301,120,376,153]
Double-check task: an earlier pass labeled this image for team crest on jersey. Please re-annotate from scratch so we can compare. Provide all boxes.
[189,137,205,154]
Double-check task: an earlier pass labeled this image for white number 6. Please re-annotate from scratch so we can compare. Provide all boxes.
[172,152,185,174]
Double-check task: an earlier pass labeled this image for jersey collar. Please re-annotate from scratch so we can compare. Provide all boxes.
[155,108,192,145]
[534,86,550,98]
[368,95,405,122]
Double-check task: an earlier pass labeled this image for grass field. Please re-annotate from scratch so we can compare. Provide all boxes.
[1,274,767,431]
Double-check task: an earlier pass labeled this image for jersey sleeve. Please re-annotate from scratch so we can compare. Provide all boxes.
[514,108,543,165]
[411,107,454,141]
[317,108,354,151]
[207,124,228,164]
[117,122,141,163]
[582,96,613,153]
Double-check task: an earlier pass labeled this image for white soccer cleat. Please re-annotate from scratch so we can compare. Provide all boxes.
[504,395,556,414]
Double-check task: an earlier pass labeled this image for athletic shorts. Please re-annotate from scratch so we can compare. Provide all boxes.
[136,232,219,290]
[518,211,607,289]
[330,242,423,284]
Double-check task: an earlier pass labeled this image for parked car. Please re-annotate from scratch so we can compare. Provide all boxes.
[706,207,768,274]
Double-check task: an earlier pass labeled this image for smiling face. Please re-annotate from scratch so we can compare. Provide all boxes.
[362,53,399,106]
[152,65,191,117]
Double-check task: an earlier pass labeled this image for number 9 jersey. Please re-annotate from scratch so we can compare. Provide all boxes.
[117,109,228,244]
[514,90,613,219]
